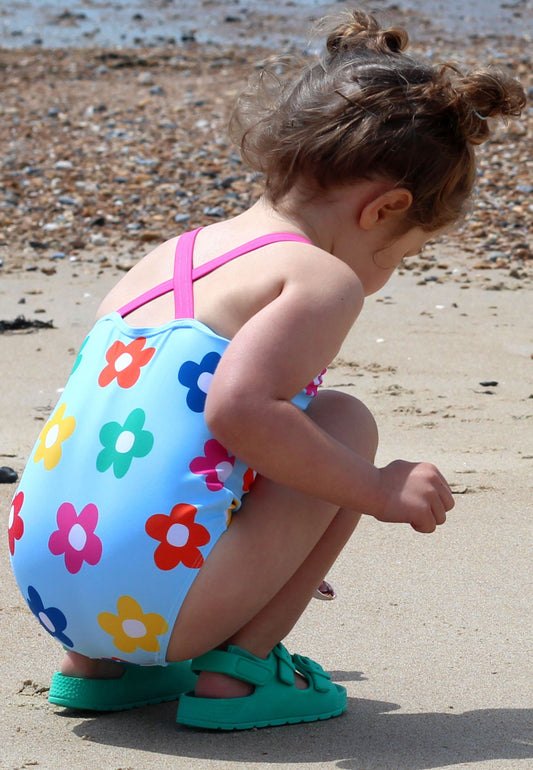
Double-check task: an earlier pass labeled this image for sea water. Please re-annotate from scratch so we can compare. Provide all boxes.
[0,0,530,49]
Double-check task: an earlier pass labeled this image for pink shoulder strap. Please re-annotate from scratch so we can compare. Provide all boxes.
[119,228,313,320]
[174,229,312,319]
[172,227,202,318]
[191,232,312,281]
[118,279,173,318]
[117,228,202,318]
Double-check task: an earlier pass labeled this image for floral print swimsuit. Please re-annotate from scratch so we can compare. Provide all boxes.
[9,228,324,665]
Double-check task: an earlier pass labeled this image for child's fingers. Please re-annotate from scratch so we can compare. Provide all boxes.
[411,488,451,532]
[442,485,455,512]
[410,517,437,534]
[433,500,447,526]
[436,471,455,511]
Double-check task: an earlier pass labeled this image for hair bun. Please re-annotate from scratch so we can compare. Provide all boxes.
[325,10,408,57]
[450,68,527,144]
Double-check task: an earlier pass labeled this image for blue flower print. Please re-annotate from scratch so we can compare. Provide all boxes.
[26,585,73,648]
[178,351,221,413]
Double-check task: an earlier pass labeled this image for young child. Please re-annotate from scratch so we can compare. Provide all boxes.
[8,9,525,730]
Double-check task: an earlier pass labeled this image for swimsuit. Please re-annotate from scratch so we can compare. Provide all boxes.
[9,228,323,665]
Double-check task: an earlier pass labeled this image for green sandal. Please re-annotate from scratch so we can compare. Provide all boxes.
[176,643,346,730]
[48,661,197,711]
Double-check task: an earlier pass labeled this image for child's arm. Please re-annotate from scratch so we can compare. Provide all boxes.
[205,253,453,533]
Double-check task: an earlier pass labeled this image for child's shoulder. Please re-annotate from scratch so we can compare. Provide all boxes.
[281,240,365,306]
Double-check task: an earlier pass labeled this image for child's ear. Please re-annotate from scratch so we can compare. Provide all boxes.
[359,188,413,231]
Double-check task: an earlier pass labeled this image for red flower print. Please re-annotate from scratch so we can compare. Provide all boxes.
[98,337,155,389]
[305,368,327,398]
[8,491,24,556]
[189,439,235,491]
[145,503,211,571]
[242,467,256,493]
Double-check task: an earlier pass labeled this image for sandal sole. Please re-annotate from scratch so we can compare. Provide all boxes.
[49,661,197,712]
[176,684,347,730]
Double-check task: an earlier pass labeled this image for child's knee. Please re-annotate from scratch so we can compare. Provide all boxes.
[308,389,378,460]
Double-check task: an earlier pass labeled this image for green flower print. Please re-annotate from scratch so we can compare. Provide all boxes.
[71,335,89,375]
[97,408,154,479]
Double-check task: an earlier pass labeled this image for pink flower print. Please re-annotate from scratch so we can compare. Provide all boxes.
[8,491,24,556]
[48,502,103,574]
[305,368,327,398]
[189,439,235,491]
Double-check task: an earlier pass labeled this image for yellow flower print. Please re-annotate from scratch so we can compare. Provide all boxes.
[34,403,76,470]
[225,499,239,527]
[97,596,168,654]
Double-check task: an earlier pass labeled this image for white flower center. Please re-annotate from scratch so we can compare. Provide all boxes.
[215,461,233,482]
[45,423,60,449]
[8,504,15,529]
[115,352,133,372]
[115,430,135,453]
[166,523,189,548]
[197,371,213,394]
[38,612,55,633]
[68,523,87,551]
[122,619,147,639]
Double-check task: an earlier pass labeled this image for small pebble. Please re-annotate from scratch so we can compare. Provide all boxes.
[138,72,154,86]
[203,206,225,218]
[0,466,18,484]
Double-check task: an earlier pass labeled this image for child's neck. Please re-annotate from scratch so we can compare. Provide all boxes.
[247,194,337,252]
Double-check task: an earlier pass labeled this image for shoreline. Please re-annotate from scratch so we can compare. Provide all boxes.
[0,0,531,50]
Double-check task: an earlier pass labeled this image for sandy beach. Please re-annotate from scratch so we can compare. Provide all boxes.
[1,2,532,768]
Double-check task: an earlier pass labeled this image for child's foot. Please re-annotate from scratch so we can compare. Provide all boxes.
[194,658,308,699]
[60,650,125,680]
[195,670,254,699]
[177,644,347,729]
[50,655,197,711]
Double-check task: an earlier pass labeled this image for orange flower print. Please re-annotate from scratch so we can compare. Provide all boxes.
[145,503,210,571]
[98,337,155,389]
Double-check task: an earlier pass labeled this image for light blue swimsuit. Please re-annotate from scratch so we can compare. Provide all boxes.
[9,229,322,665]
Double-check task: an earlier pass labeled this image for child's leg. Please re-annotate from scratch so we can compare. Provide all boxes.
[60,651,125,679]
[59,390,376,684]
[166,390,377,696]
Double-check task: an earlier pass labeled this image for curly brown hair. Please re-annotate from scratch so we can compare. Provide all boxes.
[230,9,526,230]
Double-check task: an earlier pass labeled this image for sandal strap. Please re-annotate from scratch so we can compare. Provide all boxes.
[272,643,297,686]
[292,653,332,693]
[190,643,331,692]
[191,646,277,686]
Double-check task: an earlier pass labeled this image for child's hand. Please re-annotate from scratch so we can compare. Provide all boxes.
[376,460,455,532]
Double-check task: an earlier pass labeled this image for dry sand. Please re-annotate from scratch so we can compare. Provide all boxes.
[1,6,532,769]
